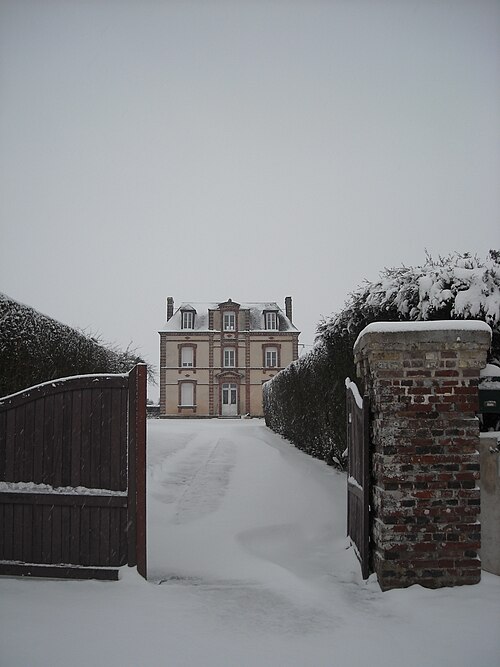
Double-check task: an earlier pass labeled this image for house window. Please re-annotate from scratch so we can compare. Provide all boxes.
[223,312,236,331]
[181,311,195,329]
[181,346,194,367]
[224,347,236,368]
[265,347,278,368]
[264,311,278,330]
[180,382,195,406]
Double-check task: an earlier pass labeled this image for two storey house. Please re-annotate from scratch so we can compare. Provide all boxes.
[159,297,299,417]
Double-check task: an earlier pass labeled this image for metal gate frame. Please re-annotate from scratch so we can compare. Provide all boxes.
[346,377,371,579]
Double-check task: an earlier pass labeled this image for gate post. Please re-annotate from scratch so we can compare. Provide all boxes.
[127,364,147,578]
[354,322,490,590]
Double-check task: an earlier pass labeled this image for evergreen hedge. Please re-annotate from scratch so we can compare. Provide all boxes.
[0,293,146,397]
[263,251,500,469]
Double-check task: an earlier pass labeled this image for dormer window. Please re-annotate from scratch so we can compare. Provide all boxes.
[264,311,278,330]
[224,312,236,331]
[181,309,195,329]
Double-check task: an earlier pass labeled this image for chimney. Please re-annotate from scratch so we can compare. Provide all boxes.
[166,297,174,321]
[285,296,293,323]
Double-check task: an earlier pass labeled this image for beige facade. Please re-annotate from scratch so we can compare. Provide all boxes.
[159,298,299,417]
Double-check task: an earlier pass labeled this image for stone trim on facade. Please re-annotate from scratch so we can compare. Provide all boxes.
[159,298,299,417]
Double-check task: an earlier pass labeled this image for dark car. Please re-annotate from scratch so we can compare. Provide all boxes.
[479,363,500,432]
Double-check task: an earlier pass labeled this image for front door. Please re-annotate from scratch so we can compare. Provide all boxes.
[222,383,238,416]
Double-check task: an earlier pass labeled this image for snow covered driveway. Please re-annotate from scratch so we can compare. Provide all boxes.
[0,419,499,667]
[147,419,346,597]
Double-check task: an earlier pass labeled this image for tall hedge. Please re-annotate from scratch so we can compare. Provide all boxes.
[0,293,146,397]
[263,251,500,469]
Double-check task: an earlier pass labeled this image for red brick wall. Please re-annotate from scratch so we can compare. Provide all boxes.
[354,323,491,590]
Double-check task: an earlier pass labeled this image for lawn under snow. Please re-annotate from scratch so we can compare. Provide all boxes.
[1,419,499,667]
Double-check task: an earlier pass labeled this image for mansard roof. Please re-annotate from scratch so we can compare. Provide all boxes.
[160,301,299,333]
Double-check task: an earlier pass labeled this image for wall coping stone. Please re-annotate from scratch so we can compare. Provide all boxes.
[355,320,492,356]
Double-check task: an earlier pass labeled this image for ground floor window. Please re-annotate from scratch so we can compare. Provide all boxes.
[179,381,195,406]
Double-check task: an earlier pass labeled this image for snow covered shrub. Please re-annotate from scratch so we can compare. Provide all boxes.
[0,293,147,397]
[264,251,500,469]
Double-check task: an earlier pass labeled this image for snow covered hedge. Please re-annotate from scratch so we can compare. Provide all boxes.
[0,293,146,397]
[263,251,500,469]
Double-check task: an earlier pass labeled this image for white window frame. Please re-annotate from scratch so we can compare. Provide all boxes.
[180,382,195,407]
[223,312,236,331]
[181,311,195,329]
[222,383,238,405]
[181,346,194,367]
[223,347,236,368]
[265,347,278,368]
[265,311,278,330]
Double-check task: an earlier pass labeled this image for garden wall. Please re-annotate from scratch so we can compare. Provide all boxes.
[354,321,491,590]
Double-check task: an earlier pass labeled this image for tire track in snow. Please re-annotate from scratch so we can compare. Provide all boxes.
[173,438,236,524]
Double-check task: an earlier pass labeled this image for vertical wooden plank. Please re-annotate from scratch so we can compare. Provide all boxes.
[0,505,4,558]
[80,505,90,566]
[5,411,16,480]
[109,388,122,491]
[346,391,351,540]
[99,506,111,566]
[3,504,13,560]
[99,388,112,490]
[52,393,64,488]
[109,507,120,566]
[362,394,371,580]
[346,385,371,581]
[0,411,7,480]
[33,398,45,484]
[61,392,73,487]
[51,505,62,563]
[135,365,147,579]
[119,507,128,566]
[61,505,71,563]
[42,505,53,563]
[32,504,44,563]
[80,390,92,488]
[14,404,26,482]
[12,504,24,561]
[70,390,82,487]
[43,395,55,485]
[23,504,33,563]
[70,505,81,565]
[90,388,102,489]
[119,388,127,491]
[24,401,35,482]
[127,367,137,567]
[89,506,100,565]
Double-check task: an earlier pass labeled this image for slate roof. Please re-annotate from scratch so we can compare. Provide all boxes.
[160,301,299,333]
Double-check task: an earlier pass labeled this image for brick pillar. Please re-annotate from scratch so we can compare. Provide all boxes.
[354,321,491,590]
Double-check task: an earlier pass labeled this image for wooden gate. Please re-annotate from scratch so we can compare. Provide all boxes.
[0,364,146,580]
[345,377,371,579]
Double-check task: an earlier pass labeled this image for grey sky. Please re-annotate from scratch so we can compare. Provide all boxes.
[1,0,499,400]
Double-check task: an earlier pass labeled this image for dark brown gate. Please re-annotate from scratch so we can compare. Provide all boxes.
[346,378,371,579]
[0,364,147,580]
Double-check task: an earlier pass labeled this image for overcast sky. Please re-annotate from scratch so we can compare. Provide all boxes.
[1,0,499,400]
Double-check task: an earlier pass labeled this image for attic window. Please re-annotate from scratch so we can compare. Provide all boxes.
[181,310,195,329]
[224,312,236,331]
[264,311,278,330]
